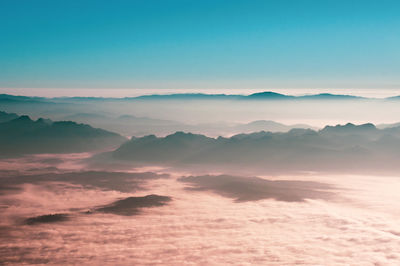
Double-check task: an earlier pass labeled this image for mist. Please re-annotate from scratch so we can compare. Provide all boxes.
[2,92,400,265]
[2,94,400,137]
[2,0,400,263]
[2,152,400,265]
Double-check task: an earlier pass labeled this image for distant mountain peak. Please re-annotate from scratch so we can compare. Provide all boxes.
[246,120,281,126]
[11,115,33,123]
[165,131,210,140]
[0,114,126,156]
[0,110,19,123]
[247,91,291,99]
[321,123,377,133]
[301,93,362,99]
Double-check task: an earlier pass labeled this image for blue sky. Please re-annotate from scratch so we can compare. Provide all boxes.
[1,0,399,92]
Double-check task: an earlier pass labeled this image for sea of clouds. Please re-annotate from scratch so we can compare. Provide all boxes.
[1,154,400,265]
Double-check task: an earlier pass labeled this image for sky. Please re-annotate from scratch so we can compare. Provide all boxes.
[1,0,400,95]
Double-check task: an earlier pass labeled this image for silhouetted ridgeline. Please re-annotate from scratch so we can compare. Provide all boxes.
[0,110,19,122]
[112,123,400,174]
[125,91,365,101]
[0,92,376,103]
[0,114,126,156]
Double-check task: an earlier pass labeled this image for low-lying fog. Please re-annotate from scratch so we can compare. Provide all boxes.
[1,153,400,265]
[3,96,400,137]
[2,94,400,264]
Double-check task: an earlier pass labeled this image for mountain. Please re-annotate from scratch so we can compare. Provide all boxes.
[384,95,400,101]
[59,112,183,136]
[321,123,378,135]
[245,92,363,100]
[110,123,400,174]
[0,115,127,156]
[0,110,19,123]
[0,92,372,106]
[233,120,315,133]
[63,113,109,120]
[131,91,366,101]
[113,132,216,162]
[0,94,49,104]
[299,93,362,100]
[60,111,316,137]
[246,91,294,99]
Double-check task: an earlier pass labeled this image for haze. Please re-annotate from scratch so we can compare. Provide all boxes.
[2,0,400,265]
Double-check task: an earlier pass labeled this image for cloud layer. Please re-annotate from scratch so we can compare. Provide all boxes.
[95,195,172,216]
[1,145,400,265]
[179,174,334,202]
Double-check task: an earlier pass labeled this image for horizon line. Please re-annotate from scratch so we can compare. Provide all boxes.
[2,88,400,99]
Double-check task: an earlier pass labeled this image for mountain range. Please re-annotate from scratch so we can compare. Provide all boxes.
[111,123,400,174]
[59,112,316,137]
[129,92,365,101]
[0,110,18,123]
[0,91,387,103]
[0,113,126,156]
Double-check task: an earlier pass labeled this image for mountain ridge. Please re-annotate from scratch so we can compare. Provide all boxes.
[0,113,127,156]
[0,91,387,102]
[110,122,400,174]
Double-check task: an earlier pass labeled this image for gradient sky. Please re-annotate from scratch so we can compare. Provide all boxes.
[1,0,400,91]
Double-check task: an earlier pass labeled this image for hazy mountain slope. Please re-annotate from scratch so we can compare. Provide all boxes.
[246,91,294,99]
[232,120,316,133]
[0,91,372,103]
[60,113,184,136]
[0,115,127,156]
[377,122,400,129]
[131,91,366,101]
[60,112,316,137]
[0,110,18,123]
[111,123,400,174]
[299,93,362,100]
[0,94,48,103]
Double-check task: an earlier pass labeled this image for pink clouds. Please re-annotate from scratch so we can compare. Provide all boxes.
[1,155,400,265]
